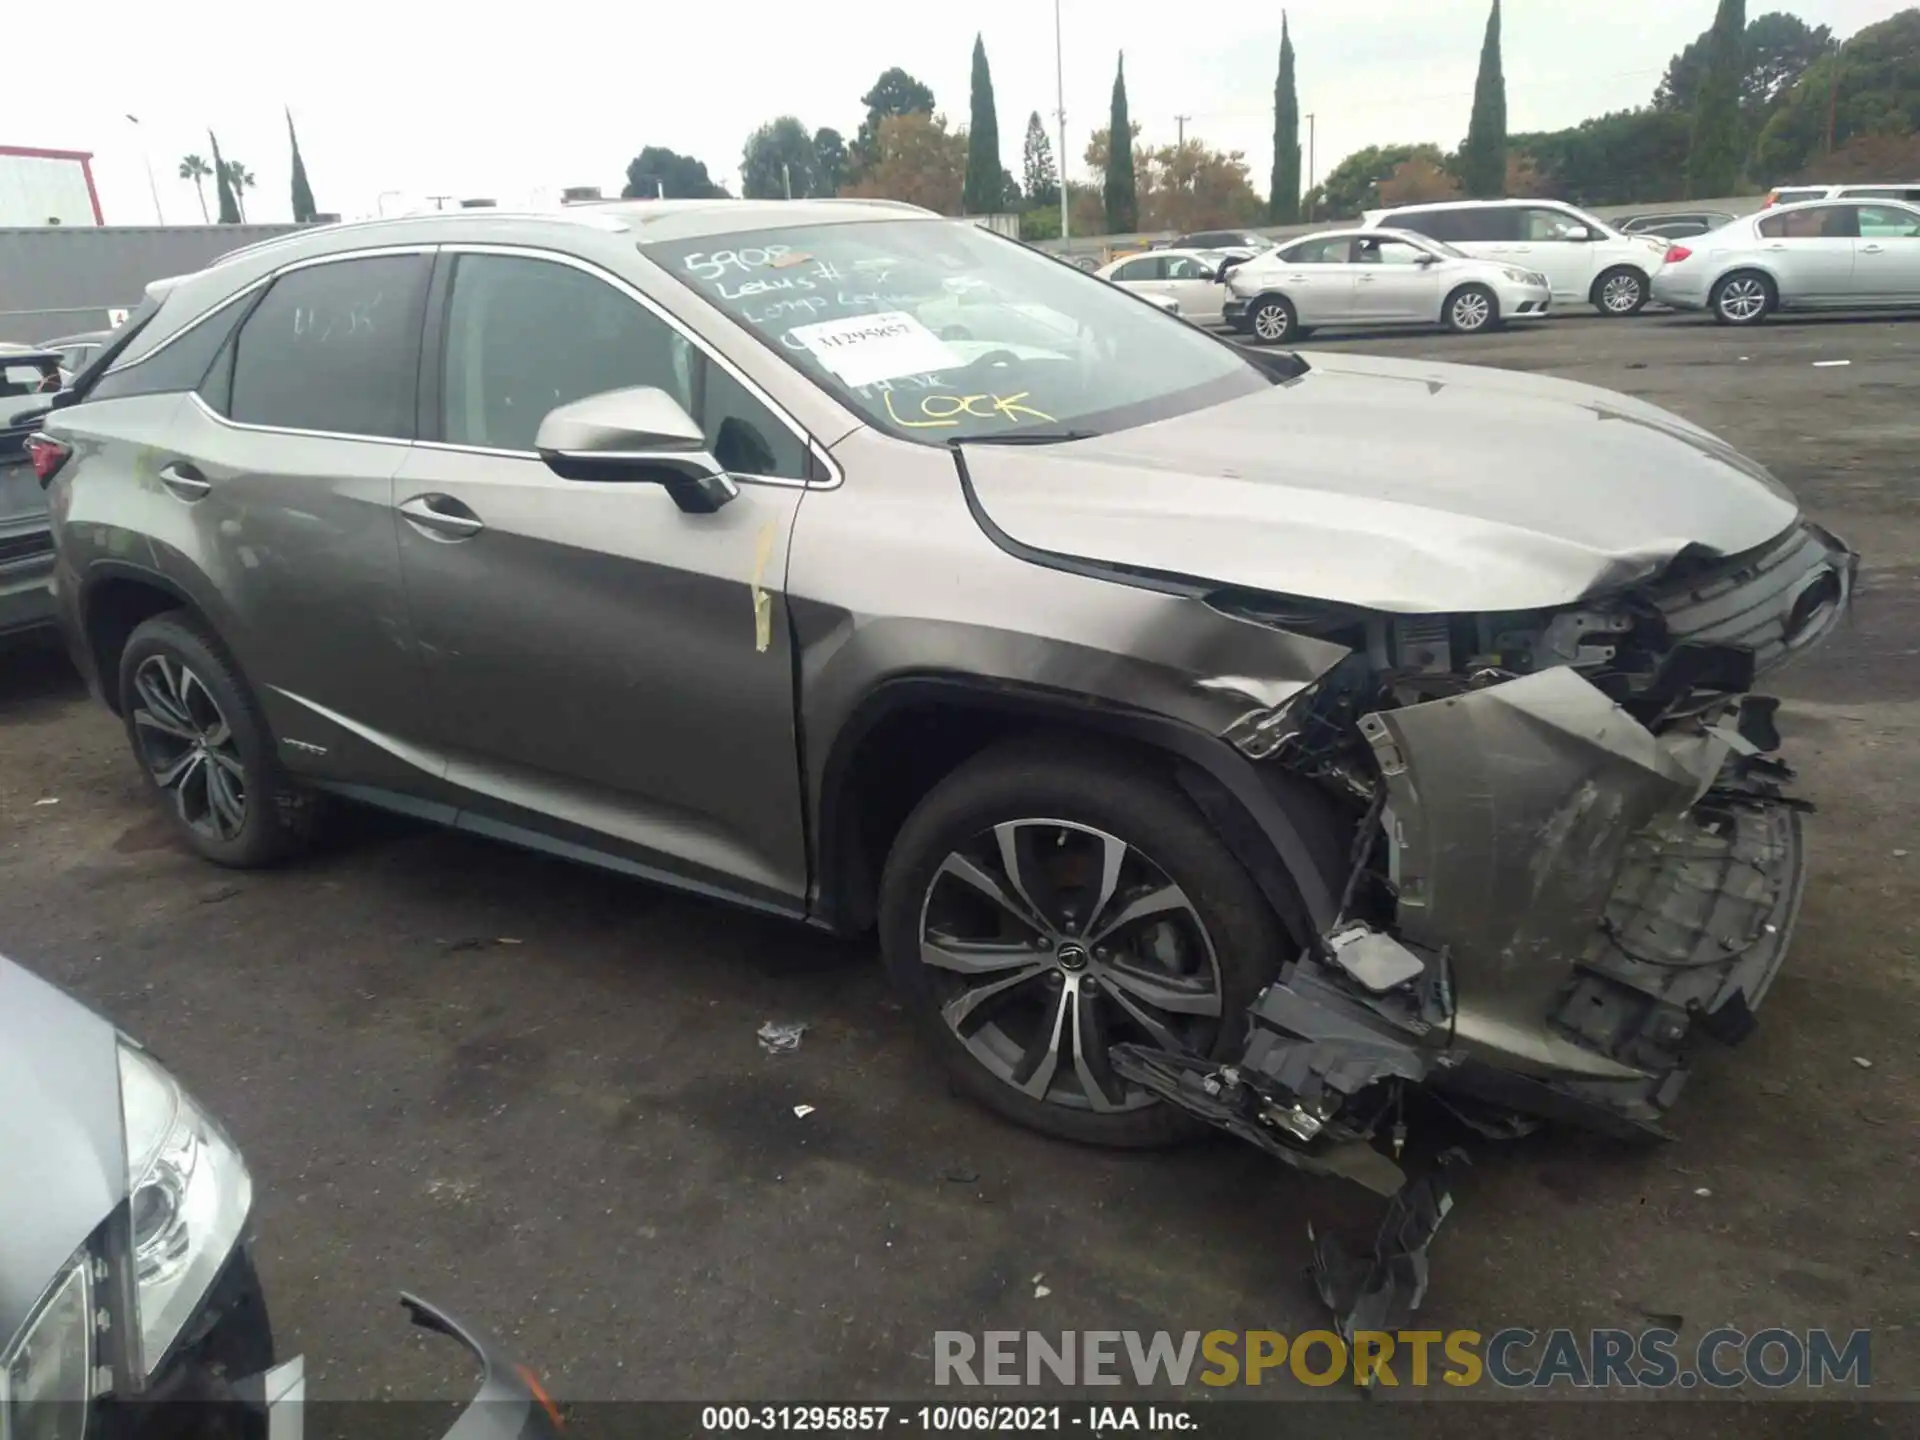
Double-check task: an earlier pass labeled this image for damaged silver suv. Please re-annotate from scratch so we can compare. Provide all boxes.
[38,200,1852,1257]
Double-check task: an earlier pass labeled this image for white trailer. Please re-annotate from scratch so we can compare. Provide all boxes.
[0,147,103,227]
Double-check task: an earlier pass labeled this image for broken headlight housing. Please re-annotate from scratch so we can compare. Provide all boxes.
[116,1042,252,1380]
[0,1252,92,1440]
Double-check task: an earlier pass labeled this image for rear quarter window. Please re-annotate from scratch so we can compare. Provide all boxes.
[228,254,431,439]
[85,294,254,405]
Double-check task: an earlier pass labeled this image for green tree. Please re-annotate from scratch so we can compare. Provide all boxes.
[1656,9,1834,114]
[621,147,728,199]
[839,111,967,214]
[1457,0,1507,196]
[813,128,848,196]
[742,116,817,198]
[850,68,936,181]
[1687,0,1748,197]
[209,133,241,224]
[1513,108,1692,205]
[1270,14,1301,221]
[1104,54,1139,232]
[964,35,1003,214]
[220,161,256,222]
[1315,142,1447,216]
[1022,111,1060,209]
[287,109,317,222]
[1751,9,1920,180]
[178,154,212,223]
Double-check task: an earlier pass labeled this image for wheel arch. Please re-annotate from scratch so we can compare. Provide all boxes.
[812,672,1348,944]
[78,561,212,714]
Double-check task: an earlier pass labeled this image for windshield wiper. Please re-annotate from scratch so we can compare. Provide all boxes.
[952,429,1099,446]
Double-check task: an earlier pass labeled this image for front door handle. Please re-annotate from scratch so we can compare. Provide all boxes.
[398,493,485,540]
[158,461,211,501]
[1860,243,1884,253]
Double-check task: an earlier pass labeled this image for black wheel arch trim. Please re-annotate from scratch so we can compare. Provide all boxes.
[812,671,1344,943]
[76,559,205,710]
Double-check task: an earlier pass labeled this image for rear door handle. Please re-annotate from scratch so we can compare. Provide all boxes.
[398,493,485,539]
[158,461,211,501]
[1764,243,1788,251]
[1860,243,1884,253]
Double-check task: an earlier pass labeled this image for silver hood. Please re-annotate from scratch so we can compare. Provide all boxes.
[0,957,124,1341]
[961,351,1801,613]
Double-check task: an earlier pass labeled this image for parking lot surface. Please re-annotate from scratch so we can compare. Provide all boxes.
[2,310,1915,1405]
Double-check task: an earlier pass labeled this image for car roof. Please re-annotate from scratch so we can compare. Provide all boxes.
[1762,195,1920,212]
[1372,197,1572,214]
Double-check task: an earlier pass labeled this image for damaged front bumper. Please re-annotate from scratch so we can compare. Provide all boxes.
[1117,666,1812,1197]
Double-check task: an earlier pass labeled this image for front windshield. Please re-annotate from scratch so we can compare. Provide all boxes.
[645,220,1268,444]
[1419,235,1468,259]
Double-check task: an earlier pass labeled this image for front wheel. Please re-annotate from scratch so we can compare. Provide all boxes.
[1594,267,1649,316]
[1444,284,1499,334]
[1247,294,1297,345]
[1711,271,1775,326]
[878,741,1294,1148]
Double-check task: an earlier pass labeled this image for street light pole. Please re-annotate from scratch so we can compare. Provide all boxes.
[1305,112,1317,219]
[1055,0,1070,241]
[125,114,164,224]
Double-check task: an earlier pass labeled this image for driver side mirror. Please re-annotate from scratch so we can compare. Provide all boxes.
[535,386,737,514]
[1413,252,1440,267]
[1565,225,1596,242]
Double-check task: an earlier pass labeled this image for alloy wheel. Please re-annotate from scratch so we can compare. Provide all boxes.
[1450,291,1492,331]
[1252,303,1291,342]
[1601,272,1644,313]
[130,654,249,842]
[915,819,1224,1114]
[1717,277,1768,323]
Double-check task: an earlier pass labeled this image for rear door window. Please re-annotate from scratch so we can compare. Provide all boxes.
[1112,256,1165,281]
[87,293,255,406]
[1276,236,1352,264]
[1856,204,1920,238]
[229,254,432,439]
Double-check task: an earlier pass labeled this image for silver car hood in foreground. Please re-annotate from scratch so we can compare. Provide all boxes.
[961,351,1801,613]
[0,958,124,1341]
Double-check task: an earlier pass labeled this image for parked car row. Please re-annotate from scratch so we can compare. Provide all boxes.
[1093,193,1920,337]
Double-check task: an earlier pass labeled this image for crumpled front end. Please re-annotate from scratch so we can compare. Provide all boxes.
[1114,518,1855,1194]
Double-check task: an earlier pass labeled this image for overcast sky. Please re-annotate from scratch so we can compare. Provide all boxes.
[1,0,1899,225]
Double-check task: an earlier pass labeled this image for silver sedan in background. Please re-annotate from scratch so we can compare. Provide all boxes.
[1220,227,1551,342]
[1096,247,1238,326]
[1652,197,1920,325]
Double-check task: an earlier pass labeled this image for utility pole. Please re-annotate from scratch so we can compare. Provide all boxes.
[1175,114,1191,147]
[1055,0,1070,241]
[782,162,792,199]
[1824,50,1840,156]
[125,115,163,224]
[1305,113,1317,219]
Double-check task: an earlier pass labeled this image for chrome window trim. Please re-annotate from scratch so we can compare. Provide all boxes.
[433,242,844,490]
[98,277,268,375]
[187,390,414,448]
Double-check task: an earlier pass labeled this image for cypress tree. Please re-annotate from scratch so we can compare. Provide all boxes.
[287,109,317,222]
[1270,15,1301,222]
[1104,54,1138,233]
[1458,0,1508,196]
[209,131,241,224]
[963,35,1003,214]
[1686,0,1747,197]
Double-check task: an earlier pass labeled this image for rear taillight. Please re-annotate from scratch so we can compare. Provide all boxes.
[1663,245,1693,265]
[1762,192,1780,208]
[26,433,71,485]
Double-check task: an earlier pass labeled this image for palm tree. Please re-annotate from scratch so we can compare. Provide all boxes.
[220,160,257,222]
[178,154,213,223]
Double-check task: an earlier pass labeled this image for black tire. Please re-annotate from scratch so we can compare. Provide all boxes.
[1443,283,1500,334]
[1711,270,1775,326]
[878,739,1297,1148]
[1246,294,1297,345]
[117,612,321,868]
[1593,266,1649,317]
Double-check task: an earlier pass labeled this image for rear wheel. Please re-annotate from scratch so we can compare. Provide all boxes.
[118,613,321,868]
[1594,266,1649,316]
[879,741,1295,1148]
[1444,284,1499,334]
[1247,294,1297,345]
[1711,271,1774,326]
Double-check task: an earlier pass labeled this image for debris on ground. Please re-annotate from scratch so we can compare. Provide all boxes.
[1694,1187,1712,1197]
[1309,1149,1467,1345]
[1852,1057,1874,1069]
[1638,1306,1685,1329]
[32,797,57,806]
[942,1165,980,1184]
[792,1104,815,1118]
[757,1020,809,1055]
[199,884,241,905]
[1034,1283,1052,1298]
[1812,359,1851,368]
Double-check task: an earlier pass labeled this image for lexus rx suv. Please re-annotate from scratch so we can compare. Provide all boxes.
[37,199,1852,1198]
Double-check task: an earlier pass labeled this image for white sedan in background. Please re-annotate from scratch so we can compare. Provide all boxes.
[1219,228,1551,342]
[1651,197,1920,325]
[1096,248,1239,326]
